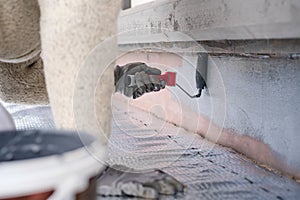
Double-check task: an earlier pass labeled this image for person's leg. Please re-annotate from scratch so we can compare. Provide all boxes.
[0,0,47,104]
[38,0,121,143]
[0,0,40,61]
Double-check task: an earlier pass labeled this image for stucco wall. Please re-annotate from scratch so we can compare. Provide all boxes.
[116,51,300,178]
[179,54,300,174]
[117,0,300,178]
[119,0,300,43]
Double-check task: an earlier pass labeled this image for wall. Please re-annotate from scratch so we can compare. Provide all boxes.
[117,0,300,178]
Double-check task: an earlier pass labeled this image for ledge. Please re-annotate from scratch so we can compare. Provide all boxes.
[119,0,300,44]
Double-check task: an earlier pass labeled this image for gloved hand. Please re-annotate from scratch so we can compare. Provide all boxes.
[114,62,165,99]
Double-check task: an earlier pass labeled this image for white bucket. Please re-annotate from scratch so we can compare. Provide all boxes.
[0,103,15,131]
[0,130,107,200]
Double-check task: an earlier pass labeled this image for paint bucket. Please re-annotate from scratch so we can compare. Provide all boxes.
[0,130,107,200]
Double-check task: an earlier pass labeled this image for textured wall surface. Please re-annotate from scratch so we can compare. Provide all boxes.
[177,54,300,177]
[119,0,300,43]
[116,50,300,178]
[117,0,300,179]
[118,52,300,177]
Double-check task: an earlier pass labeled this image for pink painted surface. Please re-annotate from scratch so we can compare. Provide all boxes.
[115,51,300,179]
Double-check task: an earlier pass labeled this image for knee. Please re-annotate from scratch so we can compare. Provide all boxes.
[0,56,48,104]
[0,0,40,61]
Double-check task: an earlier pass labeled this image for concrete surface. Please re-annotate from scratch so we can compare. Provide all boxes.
[119,0,300,44]
[106,97,300,199]
[4,99,300,199]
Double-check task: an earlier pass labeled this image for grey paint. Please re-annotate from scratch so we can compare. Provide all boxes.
[122,0,131,10]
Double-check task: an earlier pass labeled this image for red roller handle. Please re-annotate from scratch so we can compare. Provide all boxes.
[157,72,176,86]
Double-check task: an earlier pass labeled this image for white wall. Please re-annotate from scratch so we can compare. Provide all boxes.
[118,0,300,179]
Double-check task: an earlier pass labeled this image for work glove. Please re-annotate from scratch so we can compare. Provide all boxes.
[114,62,165,99]
[97,165,184,199]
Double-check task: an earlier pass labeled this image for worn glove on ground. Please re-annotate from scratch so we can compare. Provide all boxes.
[114,62,165,99]
[97,165,184,199]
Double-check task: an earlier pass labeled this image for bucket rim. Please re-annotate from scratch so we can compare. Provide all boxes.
[0,141,107,198]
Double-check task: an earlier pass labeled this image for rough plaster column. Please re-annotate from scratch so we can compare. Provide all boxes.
[38,0,121,144]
